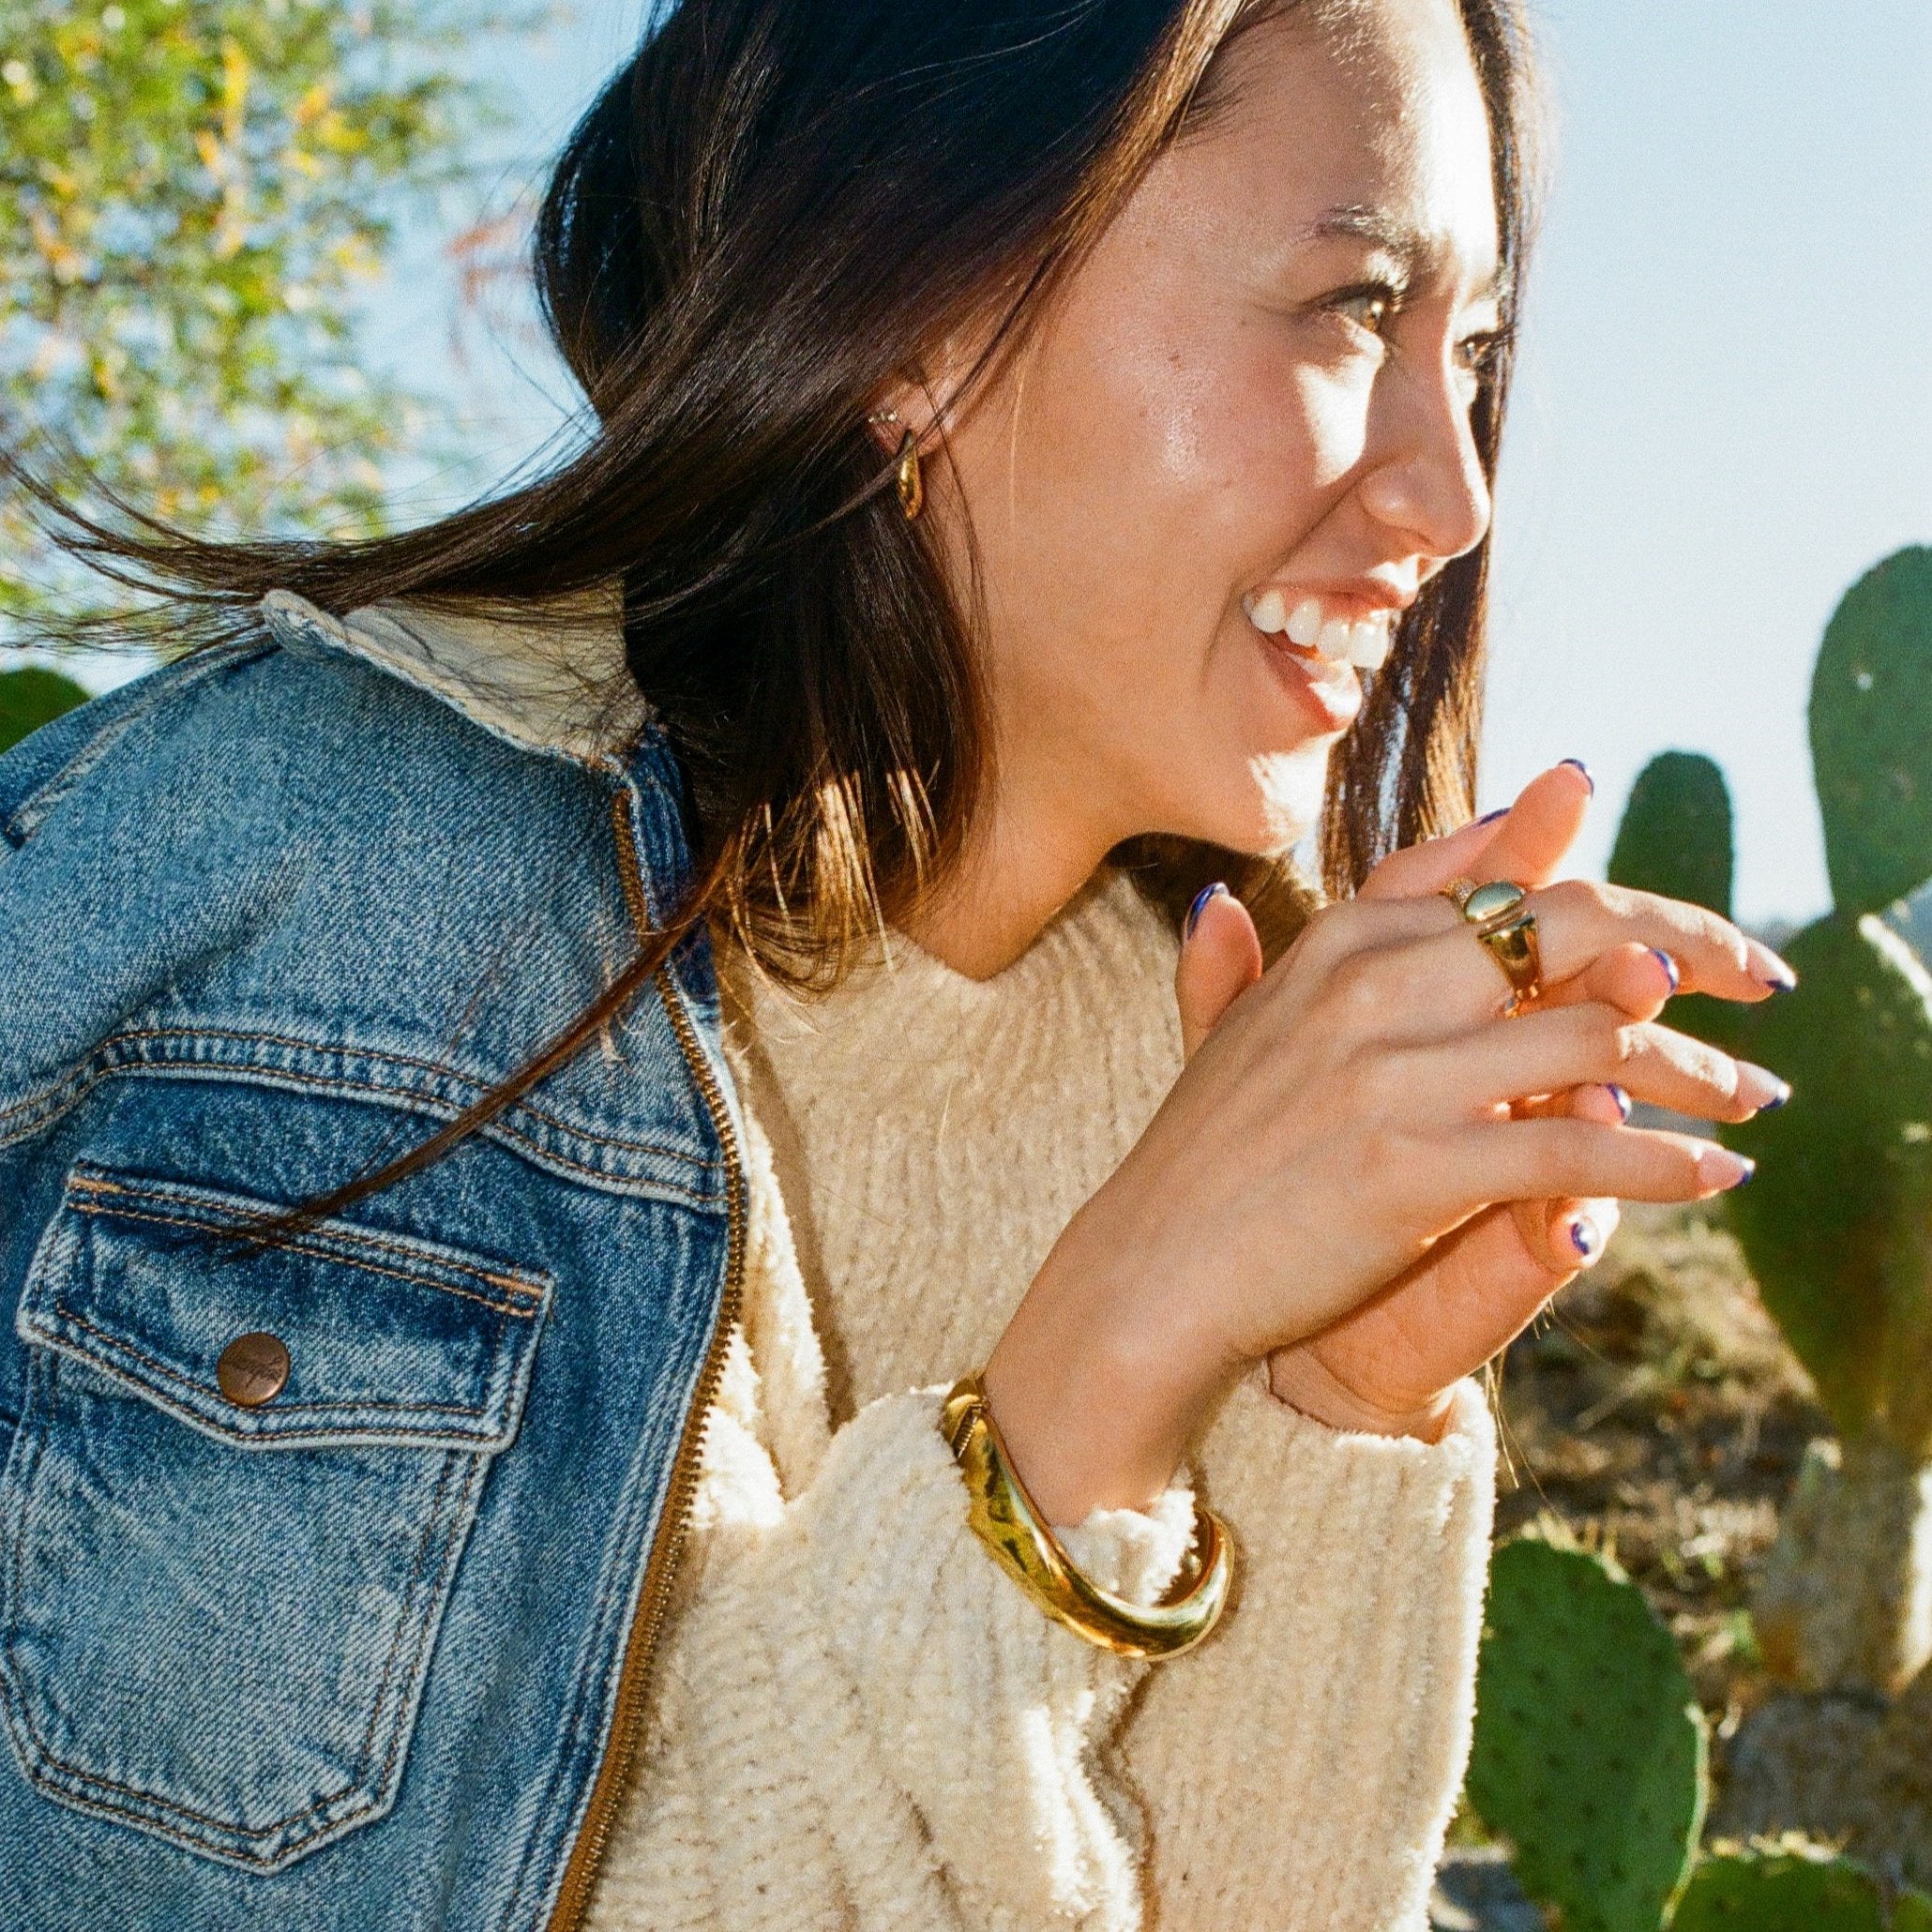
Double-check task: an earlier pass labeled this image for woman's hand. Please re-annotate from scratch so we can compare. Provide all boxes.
[1258,762,1687,1440]
[982,762,1796,1523]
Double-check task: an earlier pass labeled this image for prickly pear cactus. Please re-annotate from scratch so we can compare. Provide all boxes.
[1605,549,1932,1693]
[0,666,88,755]
[1468,1539,1707,1932]
[1668,1850,1894,1931]
[1724,913,1932,1450]
[1813,548,1932,917]
[1894,1887,1932,1932]
[1606,750,1743,1053]
[1607,750,1736,921]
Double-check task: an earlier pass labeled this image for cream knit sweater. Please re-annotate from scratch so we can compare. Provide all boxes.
[582,862,1499,1931]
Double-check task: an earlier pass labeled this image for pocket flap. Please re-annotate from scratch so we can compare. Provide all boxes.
[18,1161,552,1450]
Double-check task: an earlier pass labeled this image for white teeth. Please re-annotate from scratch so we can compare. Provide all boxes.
[1243,587,1289,634]
[1346,618,1390,671]
[1247,586,1397,670]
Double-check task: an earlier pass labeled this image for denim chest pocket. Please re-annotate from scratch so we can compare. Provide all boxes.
[0,1160,552,1872]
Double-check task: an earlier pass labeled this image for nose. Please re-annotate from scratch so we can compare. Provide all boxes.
[1353,353,1493,565]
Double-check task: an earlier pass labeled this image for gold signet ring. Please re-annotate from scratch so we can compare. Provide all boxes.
[1442,877,1545,1016]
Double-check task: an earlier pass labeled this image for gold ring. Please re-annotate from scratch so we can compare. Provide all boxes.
[1441,877,1544,1015]
[1476,906,1544,1016]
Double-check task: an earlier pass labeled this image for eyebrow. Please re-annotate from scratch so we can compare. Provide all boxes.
[1301,205,1507,304]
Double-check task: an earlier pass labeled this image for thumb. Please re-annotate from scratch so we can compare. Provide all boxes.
[1176,883,1264,1060]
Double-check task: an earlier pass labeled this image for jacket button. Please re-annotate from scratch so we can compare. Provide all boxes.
[217,1332,291,1408]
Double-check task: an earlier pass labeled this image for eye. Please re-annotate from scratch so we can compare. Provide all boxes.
[1329,284,1396,338]
[1455,325,1513,378]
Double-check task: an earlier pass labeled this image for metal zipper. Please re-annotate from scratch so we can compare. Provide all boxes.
[543,792,747,1932]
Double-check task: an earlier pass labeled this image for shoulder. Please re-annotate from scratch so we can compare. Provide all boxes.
[0,592,721,1204]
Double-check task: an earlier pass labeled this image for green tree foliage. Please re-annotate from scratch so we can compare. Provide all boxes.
[0,0,530,631]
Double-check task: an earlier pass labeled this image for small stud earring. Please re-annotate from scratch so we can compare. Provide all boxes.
[866,408,924,522]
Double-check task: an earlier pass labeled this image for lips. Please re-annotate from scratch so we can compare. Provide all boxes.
[1249,616,1363,731]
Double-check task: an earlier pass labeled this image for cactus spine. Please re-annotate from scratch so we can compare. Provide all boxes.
[1607,547,1932,1695]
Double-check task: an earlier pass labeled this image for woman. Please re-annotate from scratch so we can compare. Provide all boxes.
[0,0,1794,1925]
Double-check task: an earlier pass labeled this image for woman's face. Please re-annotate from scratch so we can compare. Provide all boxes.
[913,0,1503,862]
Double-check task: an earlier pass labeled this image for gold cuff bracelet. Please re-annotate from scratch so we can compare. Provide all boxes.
[939,1372,1233,1661]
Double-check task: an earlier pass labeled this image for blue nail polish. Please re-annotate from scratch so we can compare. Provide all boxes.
[1569,1218,1599,1260]
[1760,1081,1792,1111]
[1474,807,1509,827]
[1652,948,1681,994]
[1559,757,1595,794]
[1185,881,1228,939]
[1728,1155,1758,1188]
[1762,969,1798,994]
[1607,1083,1632,1124]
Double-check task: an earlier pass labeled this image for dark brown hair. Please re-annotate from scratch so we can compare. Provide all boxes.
[31,0,1541,1222]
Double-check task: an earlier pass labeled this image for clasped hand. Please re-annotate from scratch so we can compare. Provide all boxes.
[985,761,1796,1524]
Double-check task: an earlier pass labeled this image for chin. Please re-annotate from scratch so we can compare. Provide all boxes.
[1237,740,1339,858]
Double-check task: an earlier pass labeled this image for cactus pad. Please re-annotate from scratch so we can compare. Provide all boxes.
[1812,546,1932,916]
[1607,750,1736,919]
[1725,912,1932,1446]
[1669,1851,1885,1930]
[1468,1539,1707,1932]
[1894,1889,1932,1932]
[0,666,89,755]
[1607,751,1743,1053]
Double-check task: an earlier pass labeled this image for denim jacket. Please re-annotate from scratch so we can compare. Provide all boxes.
[0,592,746,1930]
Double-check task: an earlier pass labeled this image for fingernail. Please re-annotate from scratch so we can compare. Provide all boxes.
[1568,1214,1603,1262]
[1651,947,1681,994]
[1745,939,1797,992]
[1559,758,1594,794]
[1185,881,1229,939]
[1607,1083,1633,1124]
[1739,1064,1792,1111]
[1474,807,1509,826]
[1698,1145,1756,1191]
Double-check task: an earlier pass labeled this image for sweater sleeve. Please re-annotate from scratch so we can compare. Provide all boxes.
[1116,1366,1500,1932]
[592,1367,1199,1932]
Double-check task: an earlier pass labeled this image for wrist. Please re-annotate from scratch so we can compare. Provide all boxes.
[1264,1345,1457,1444]
[983,1221,1231,1524]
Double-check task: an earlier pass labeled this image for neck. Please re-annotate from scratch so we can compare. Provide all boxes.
[896,780,1123,982]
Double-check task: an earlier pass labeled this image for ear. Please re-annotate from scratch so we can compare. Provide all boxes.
[864,393,915,457]
[867,303,1004,457]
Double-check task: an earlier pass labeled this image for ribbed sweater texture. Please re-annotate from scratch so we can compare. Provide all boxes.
[583,863,1498,1931]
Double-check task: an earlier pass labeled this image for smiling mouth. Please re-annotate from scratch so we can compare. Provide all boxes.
[1242,588,1394,671]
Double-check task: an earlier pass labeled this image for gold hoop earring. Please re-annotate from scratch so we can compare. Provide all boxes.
[894,429,924,521]
[867,408,924,522]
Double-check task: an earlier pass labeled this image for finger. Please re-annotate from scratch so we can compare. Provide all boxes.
[1532,940,1680,1022]
[1457,761,1594,894]
[1407,875,1794,1019]
[1509,1082,1621,1271]
[1448,1115,1755,1206]
[1426,1004,1790,1124]
[1357,760,1593,903]
[1176,883,1264,1060]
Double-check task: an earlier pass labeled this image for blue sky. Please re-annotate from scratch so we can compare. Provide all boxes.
[363,1,1932,924]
